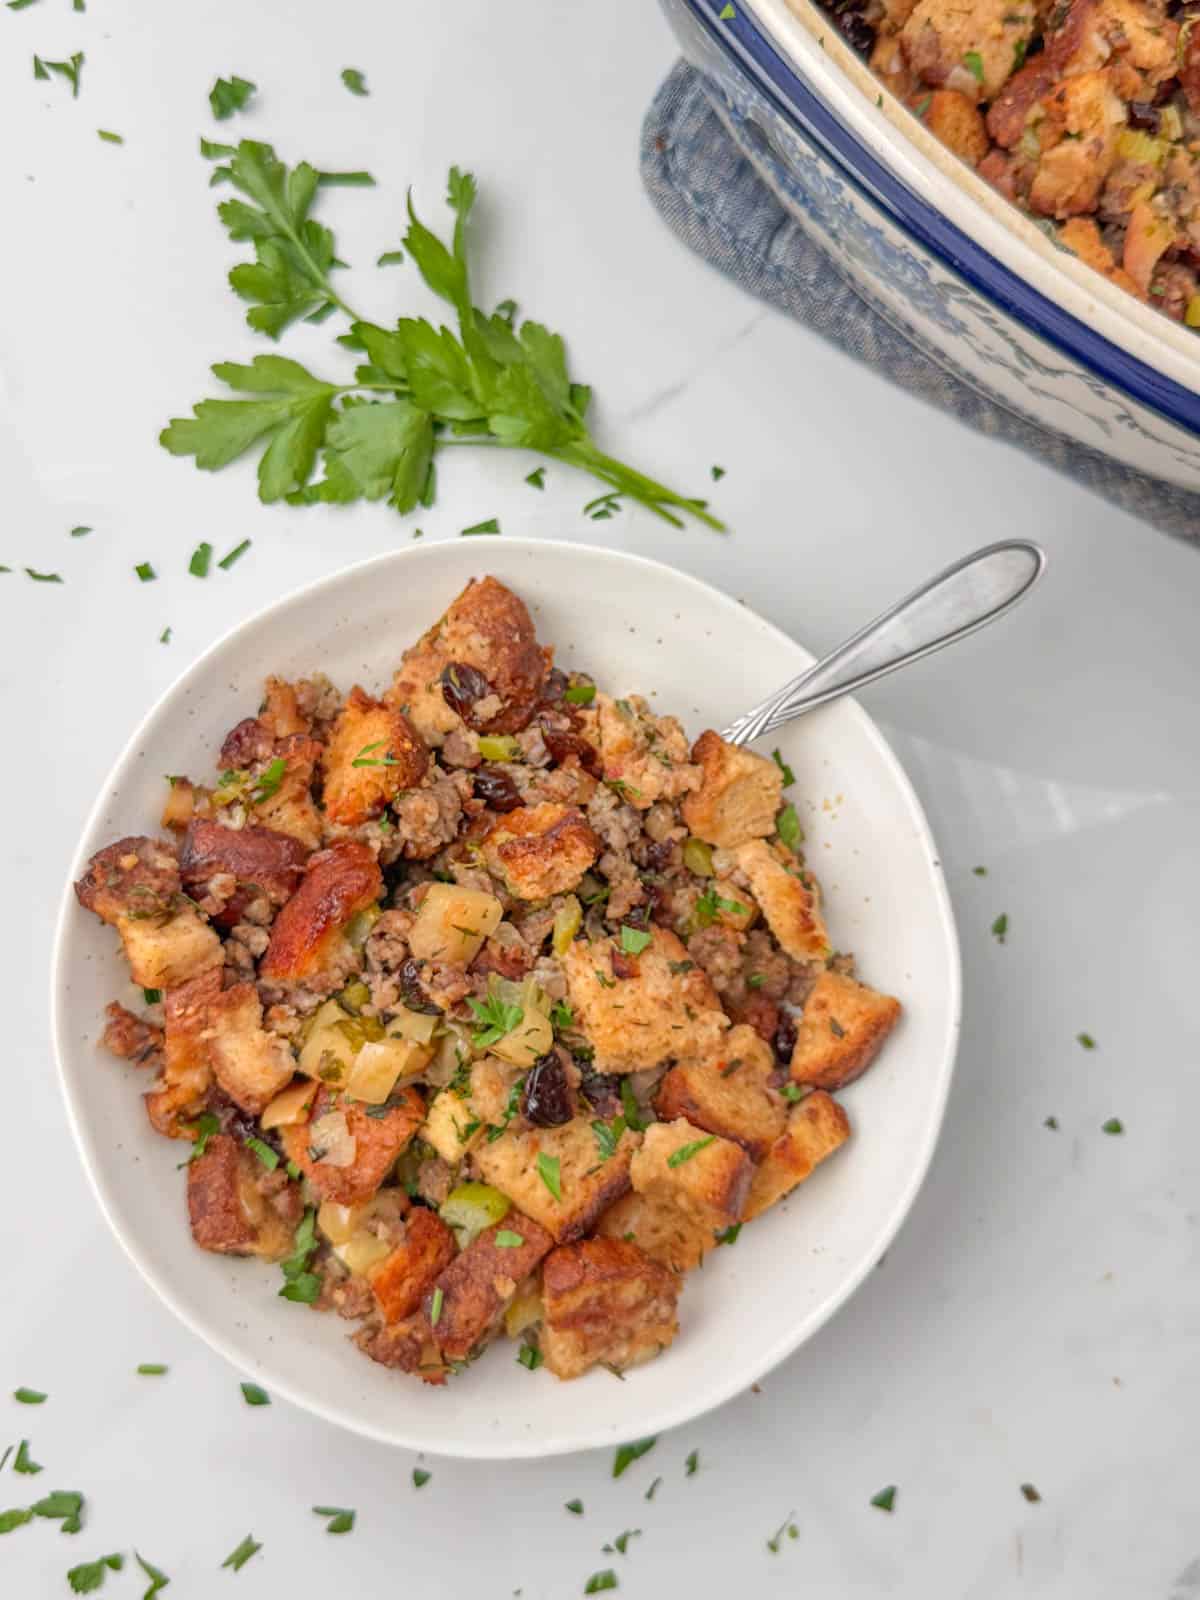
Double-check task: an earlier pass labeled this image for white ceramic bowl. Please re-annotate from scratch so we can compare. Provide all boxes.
[660,0,1200,486]
[51,539,960,1458]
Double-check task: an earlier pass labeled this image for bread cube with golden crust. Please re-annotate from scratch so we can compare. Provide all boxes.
[368,1206,458,1325]
[280,1084,424,1206]
[187,1133,294,1258]
[260,839,382,983]
[179,818,309,927]
[144,968,221,1138]
[631,1118,753,1236]
[321,686,428,827]
[790,970,902,1090]
[540,1237,680,1380]
[562,926,729,1074]
[101,1002,163,1068]
[205,982,296,1115]
[385,576,550,745]
[424,1212,555,1362]
[716,840,830,963]
[252,734,325,851]
[655,1023,787,1161]
[593,1189,719,1273]
[481,803,599,899]
[589,693,700,810]
[75,835,223,990]
[681,731,783,849]
[742,1091,850,1220]
[355,1316,447,1383]
[474,1118,640,1242]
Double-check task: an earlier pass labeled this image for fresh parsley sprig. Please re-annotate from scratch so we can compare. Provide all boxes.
[162,151,723,531]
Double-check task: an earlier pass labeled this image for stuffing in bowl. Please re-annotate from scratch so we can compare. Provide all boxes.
[74,576,903,1387]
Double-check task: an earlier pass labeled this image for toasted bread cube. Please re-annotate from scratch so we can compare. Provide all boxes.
[420,1056,516,1164]
[385,577,549,745]
[591,693,700,809]
[681,731,784,849]
[368,1206,458,1325]
[355,1316,448,1382]
[252,734,324,851]
[481,803,599,899]
[593,1189,721,1273]
[322,686,429,827]
[205,982,296,1115]
[280,1084,424,1206]
[562,926,729,1074]
[742,1091,850,1220]
[790,970,901,1090]
[144,968,222,1138]
[921,88,990,166]
[408,882,503,965]
[474,1118,640,1242]
[631,1118,752,1236]
[716,840,830,963]
[100,1002,164,1068]
[424,1212,554,1362]
[540,1237,680,1379]
[655,1024,787,1161]
[75,835,223,990]
[187,1133,294,1258]
[179,818,309,927]
[260,839,382,982]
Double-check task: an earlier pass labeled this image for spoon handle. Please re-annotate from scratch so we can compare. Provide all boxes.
[722,540,1046,747]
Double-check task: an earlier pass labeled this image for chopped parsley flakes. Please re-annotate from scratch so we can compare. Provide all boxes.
[870,1485,897,1512]
[240,1383,270,1407]
[221,1534,261,1572]
[612,1437,656,1478]
[667,1137,714,1169]
[313,1504,356,1533]
[537,1152,562,1201]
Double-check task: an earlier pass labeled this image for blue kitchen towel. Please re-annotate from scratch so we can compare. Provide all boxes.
[641,61,1200,543]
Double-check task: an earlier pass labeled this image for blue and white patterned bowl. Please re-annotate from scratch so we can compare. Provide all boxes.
[661,0,1200,488]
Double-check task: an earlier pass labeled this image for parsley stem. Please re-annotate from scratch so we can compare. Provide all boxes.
[555,442,726,531]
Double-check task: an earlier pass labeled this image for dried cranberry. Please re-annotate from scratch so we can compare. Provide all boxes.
[640,838,676,873]
[1127,99,1159,130]
[473,766,522,812]
[540,667,568,704]
[610,949,639,980]
[399,957,442,1015]
[622,901,651,929]
[836,9,875,51]
[440,662,493,726]
[579,1066,622,1119]
[773,1009,798,1065]
[540,724,601,775]
[522,1053,574,1126]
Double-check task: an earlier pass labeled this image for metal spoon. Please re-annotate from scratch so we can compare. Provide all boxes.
[722,540,1046,747]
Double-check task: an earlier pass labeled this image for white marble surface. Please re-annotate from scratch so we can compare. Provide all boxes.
[3,0,1198,1594]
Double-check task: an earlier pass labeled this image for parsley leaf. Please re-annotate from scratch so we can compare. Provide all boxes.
[684,1450,699,1476]
[340,68,368,95]
[991,913,1008,944]
[0,1508,32,1534]
[591,1118,624,1161]
[694,886,747,927]
[963,49,984,82]
[240,1382,270,1406]
[32,1489,85,1532]
[278,1207,320,1302]
[584,1570,618,1593]
[221,1534,260,1572]
[618,925,651,956]
[772,748,795,787]
[715,1223,741,1246]
[412,1468,431,1488]
[461,517,500,537]
[13,1389,46,1405]
[613,1529,641,1554]
[468,988,524,1050]
[612,1437,656,1478]
[667,1136,714,1168]
[565,1499,584,1515]
[537,1152,561,1201]
[189,541,212,577]
[564,683,595,705]
[1077,1032,1096,1050]
[870,1485,897,1512]
[776,803,802,850]
[1102,1117,1124,1135]
[494,1230,525,1248]
[619,1078,648,1133]
[313,1504,355,1533]
[34,51,83,96]
[66,1553,123,1593]
[134,1552,170,1598]
[97,129,123,145]
[209,75,256,120]
[179,1111,219,1167]
[516,1344,543,1371]
[13,1439,42,1474]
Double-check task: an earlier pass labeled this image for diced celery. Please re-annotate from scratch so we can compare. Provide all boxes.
[339,979,371,1014]
[682,837,715,877]
[441,1181,511,1245]
[345,904,382,949]
[476,734,521,761]
[552,894,582,955]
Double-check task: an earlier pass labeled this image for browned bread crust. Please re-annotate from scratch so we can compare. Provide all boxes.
[321,686,428,826]
[541,1237,680,1379]
[260,840,382,982]
[789,971,902,1091]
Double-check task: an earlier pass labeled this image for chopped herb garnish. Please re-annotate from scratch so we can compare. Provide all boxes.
[377,250,405,266]
[746,974,767,990]
[32,1488,84,1532]
[240,1382,270,1407]
[1102,1118,1124,1135]
[612,1437,656,1478]
[870,1485,897,1512]
[97,129,123,144]
[767,1512,799,1553]
[34,51,84,96]
[135,562,156,582]
[351,739,404,768]
[550,999,574,1030]
[963,48,984,82]
[134,1552,170,1598]
[619,1078,648,1133]
[313,1505,355,1533]
[136,1364,167,1377]
[412,1468,431,1488]
[644,1476,662,1501]
[14,1439,42,1475]
[69,526,91,537]
[613,1529,641,1554]
[278,1207,320,1302]
[537,1152,562,1201]
[0,1508,32,1534]
[494,1230,525,1248]
[221,1534,261,1572]
[215,537,252,570]
[245,1138,278,1171]
[584,1571,618,1593]
[340,67,368,95]
[973,865,988,876]
[711,464,726,480]
[684,1449,699,1476]
[142,988,162,1005]
[159,627,172,644]
[251,756,287,802]
[209,75,256,119]
[715,1223,741,1246]
[316,170,377,188]
[618,925,652,956]
[187,541,212,578]
[667,1136,715,1168]
[430,1287,444,1326]
[25,568,63,583]
[776,803,802,850]
[565,1499,584,1515]
[914,93,932,117]
[1020,1482,1041,1503]
[13,1390,46,1405]
[585,490,622,521]
[461,517,501,537]
[564,683,596,705]
[991,913,1008,944]
[469,988,524,1050]
[525,466,546,489]
[694,886,747,926]
[179,1112,220,1167]
[591,1118,625,1161]
[781,1083,808,1103]
[772,749,795,787]
[66,1552,123,1593]
[1077,1032,1096,1050]
[516,1344,543,1371]
[1044,1115,1059,1130]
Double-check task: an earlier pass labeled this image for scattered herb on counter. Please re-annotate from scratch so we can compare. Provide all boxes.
[69,526,91,537]
[777,803,802,850]
[189,541,213,577]
[711,464,725,480]
[135,1552,169,1597]
[870,1485,897,1513]
[13,1390,46,1405]
[66,1552,123,1593]
[218,538,251,569]
[619,925,651,956]
[585,491,622,521]
[516,1344,542,1371]
[159,627,172,644]
[429,1287,444,1327]
[97,129,123,144]
[1020,1483,1041,1503]
[684,1450,699,1476]
[135,1365,167,1378]
[161,154,722,530]
[644,1476,662,1501]
[766,1512,799,1552]
[537,1152,562,1201]
[612,1530,640,1554]
[668,1137,715,1169]
[13,1440,41,1475]
[135,562,157,582]
[221,1533,261,1572]
[584,1571,618,1593]
[991,913,1008,944]
[26,568,63,582]
[313,1505,355,1533]
[340,68,368,95]
[612,1438,656,1478]
[715,1223,741,1246]
[33,1488,85,1532]
[461,518,500,537]
[1102,1118,1124,1135]
[972,865,987,876]
[772,748,794,786]
[240,1383,270,1406]
[0,1446,12,1473]
[7,1,40,10]
[412,1468,431,1488]
[1044,1115,1059,1130]
[34,51,83,96]
[1077,1032,1096,1050]
[0,1508,32,1534]
[525,466,545,489]
[377,249,405,266]
[565,1499,584,1515]
[209,75,256,120]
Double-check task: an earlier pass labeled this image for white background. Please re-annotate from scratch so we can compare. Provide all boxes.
[3,0,1199,1595]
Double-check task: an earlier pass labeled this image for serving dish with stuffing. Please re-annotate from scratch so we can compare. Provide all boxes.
[53,541,958,1455]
